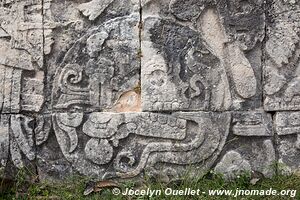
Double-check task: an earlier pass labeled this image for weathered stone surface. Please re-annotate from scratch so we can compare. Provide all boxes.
[52,15,139,113]
[215,114,275,178]
[232,111,273,136]
[264,0,300,111]
[0,1,46,114]
[49,14,140,112]
[0,1,43,69]
[275,112,300,136]
[275,112,300,173]
[0,114,36,177]
[33,110,280,181]
[35,114,74,180]
[277,135,300,174]
[142,16,230,111]
[216,138,276,178]
[43,0,140,113]
[0,115,9,171]
[1,0,300,182]
[214,150,251,180]
[34,112,231,180]
[141,0,263,111]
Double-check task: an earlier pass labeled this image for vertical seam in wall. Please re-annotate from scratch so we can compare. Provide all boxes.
[34,0,46,181]
[138,0,143,112]
[263,0,279,176]
[139,0,142,90]
[262,0,267,108]
[42,0,45,58]
[42,0,48,115]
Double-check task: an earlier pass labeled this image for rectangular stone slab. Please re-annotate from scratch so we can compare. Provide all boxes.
[275,112,300,174]
[215,138,276,180]
[43,0,141,113]
[141,0,264,112]
[275,112,300,136]
[232,111,273,136]
[0,1,45,114]
[263,0,300,111]
[35,114,74,180]
[0,114,36,178]
[277,135,300,174]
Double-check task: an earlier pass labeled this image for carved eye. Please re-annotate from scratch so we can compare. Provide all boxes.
[193,51,203,59]
[199,49,210,55]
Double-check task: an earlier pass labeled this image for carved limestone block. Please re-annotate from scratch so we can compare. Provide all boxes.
[50,14,140,112]
[37,112,231,180]
[275,112,300,136]
[215,111,275,178]
[0,115,10,171]
[0,66,21,113]
[277,135,300,174]
[141,0,263,112]
[0,1,43,70]
[232,111,273,136]
[264,0,300,111]
[43,0,140,112]
[0,65,45,113]
[214,150,251,180]
[0,1,46,114]
[217,0,265,51]
[78,0,139,21]
[2,0,300,182]
[44,0,139,63]
[0,114,36,177]
[35,114,74,180]
[218,138,276,178]
[275,112,300,173]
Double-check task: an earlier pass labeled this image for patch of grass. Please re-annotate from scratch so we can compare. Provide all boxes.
[1,171,300,199]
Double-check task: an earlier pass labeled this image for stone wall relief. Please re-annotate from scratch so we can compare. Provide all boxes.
[275,112,300,173]
[51,111,230,180]
[1,0,300,182]
[0,114,35,172]
[141,0,264,112]
[264,0,300,110]
[51,14,140,112]
[0,0,54,113]
[215,113,276,179]
[142,17,229,111]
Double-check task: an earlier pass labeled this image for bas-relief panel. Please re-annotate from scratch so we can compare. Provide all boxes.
[0,0,299,181]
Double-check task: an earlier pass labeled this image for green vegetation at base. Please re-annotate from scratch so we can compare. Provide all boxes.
[1,170,300,200]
